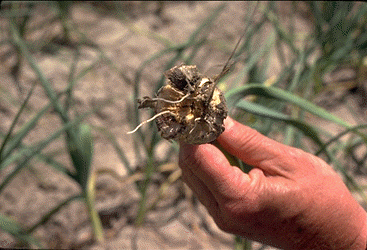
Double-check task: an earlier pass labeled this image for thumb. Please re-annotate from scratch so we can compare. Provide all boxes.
[217,117,300,173]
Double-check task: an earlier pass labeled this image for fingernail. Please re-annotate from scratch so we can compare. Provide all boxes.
[224,116,235,130]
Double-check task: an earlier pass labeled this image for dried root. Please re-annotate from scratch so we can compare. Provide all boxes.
[127,110,174,134]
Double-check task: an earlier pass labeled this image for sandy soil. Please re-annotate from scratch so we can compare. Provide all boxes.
[0,2,365,249]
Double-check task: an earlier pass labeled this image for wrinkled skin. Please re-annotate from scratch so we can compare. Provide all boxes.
[179,117,367,250]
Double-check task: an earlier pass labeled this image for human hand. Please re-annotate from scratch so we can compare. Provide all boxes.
[179,117,367,250]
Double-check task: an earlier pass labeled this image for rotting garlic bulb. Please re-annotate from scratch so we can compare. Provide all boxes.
[128,64,227,144]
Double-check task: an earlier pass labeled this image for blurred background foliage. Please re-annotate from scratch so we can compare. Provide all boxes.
[0,1,366,249]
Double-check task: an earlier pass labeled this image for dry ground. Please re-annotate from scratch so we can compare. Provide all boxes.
[0,2,366,249]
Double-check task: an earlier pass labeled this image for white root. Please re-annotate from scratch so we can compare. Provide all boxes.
[188,117,201,135]
[151,93,190,104]
[127,110,174,134]
[188,117,214,135]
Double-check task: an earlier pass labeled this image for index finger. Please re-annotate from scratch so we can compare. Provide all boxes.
[180,142,248,186]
